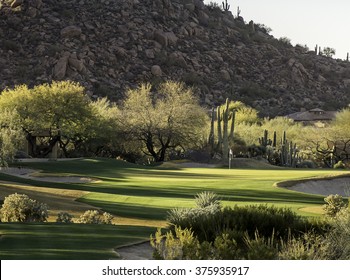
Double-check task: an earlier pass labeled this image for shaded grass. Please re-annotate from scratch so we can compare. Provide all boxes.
[0,223,154,260]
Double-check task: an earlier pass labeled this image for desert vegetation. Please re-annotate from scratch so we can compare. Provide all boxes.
[151,192,350,260]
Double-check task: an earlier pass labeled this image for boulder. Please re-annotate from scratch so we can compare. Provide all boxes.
[153,30,168,47]
[53,52,70,80]
[165,31,178,45]
[68,53,84,72]
[151,65,162,76]
[60,26,82,38]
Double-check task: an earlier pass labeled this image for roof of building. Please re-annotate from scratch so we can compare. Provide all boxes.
[286,108,337,122]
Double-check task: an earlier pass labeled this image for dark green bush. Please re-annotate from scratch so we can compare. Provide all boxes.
[297,160,316,168]
[168,203,315,243]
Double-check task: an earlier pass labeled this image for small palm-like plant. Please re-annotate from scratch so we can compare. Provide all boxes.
[195,191,221,209]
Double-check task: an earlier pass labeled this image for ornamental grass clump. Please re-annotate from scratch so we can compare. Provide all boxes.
[194,191,221,209]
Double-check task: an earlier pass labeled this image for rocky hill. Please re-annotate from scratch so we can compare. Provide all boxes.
[1,0,350,116]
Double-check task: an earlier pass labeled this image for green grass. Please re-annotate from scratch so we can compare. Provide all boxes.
[2,158,349,219]
[1,158,349,259]
[0,223,153,260]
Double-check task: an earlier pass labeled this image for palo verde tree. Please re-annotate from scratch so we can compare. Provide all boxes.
[0,81,96,157]
[120,81,208,162]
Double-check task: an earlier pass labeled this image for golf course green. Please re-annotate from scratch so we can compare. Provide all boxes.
[0,158,349,259]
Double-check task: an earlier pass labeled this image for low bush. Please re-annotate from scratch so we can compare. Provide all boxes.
[168,203,314,243]
[151,227,199,260]
[102,212,114,224]
[167,204,221,242]
[56,212,74,223]
[324,209,350,259]
[323,194,347,217]
[76,210,114,224]
[278,232,330,260]
[0,193,48,222]
[334,161,346,169]
[297,160,316,168]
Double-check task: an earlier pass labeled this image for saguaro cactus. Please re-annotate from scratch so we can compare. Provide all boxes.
[222,99,230,160]
[214,99,236,159]
[217,106,223,152]
[222,0,230,11]
[280,131,299,167]
[209,108,215,150]
[259,129,272,147]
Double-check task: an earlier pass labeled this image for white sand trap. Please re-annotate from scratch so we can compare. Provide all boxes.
[0,167,96,184]
[286,177,350,197]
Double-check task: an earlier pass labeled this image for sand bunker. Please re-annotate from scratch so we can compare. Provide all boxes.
[284,177,350,197]
[115,241,153,260]
[0,167,96,184]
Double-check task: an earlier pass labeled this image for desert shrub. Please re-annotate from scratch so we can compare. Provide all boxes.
[297,160,316,168]
[194,191,221,209]
[217,205,313,241]
[77,210,102,224]
[161,193,329,259]
[56,212,74,223]
[334,160,346,169]
[278,232,330,260]
[151,227,200,260]
[243,231,278,260]
[167,204,222,242]
[151,227,243,260]
[211,232,241,259]
[324,209,350,259]
[102,212,114,224]
[0,193,48,222]
[76,210,114,224]
[323,194,346,217]
[168,199,314,243]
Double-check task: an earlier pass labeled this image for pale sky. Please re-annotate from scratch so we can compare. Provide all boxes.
[205,0,349,59]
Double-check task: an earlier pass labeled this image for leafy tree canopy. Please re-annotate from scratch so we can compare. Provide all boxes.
[120,81,208,162]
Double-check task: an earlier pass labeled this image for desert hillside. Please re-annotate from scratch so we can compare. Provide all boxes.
[1,0,350,116]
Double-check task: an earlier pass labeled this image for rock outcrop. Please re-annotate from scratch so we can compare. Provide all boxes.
[1,0,350,116]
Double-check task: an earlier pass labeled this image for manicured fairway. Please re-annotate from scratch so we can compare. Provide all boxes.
[0,158,349,259]
[1,158,349,219]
